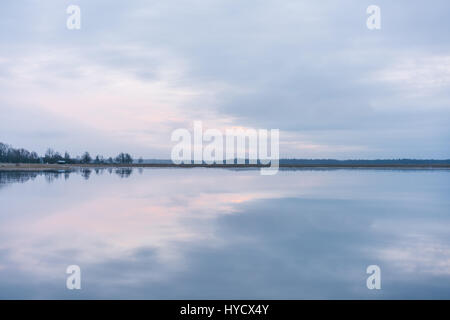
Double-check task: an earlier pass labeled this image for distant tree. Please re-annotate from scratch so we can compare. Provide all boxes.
[44,149,64,163]
[114,153,133,164]
[138,157,144,164]
[54,152,62,162]
[30,152,39,163]
[81,152,92,164]
[0,142,136,166]
[0,143,8,161]
[94,155,105,164]
[114,153,123,163]
[64,152,71,163]
[0,142,40,163]
[44,148,55,163]
[125,154,133,164]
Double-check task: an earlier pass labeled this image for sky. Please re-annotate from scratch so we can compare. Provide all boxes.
[0,0,449,159]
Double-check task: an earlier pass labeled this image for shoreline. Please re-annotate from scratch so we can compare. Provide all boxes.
[1,163,450,171]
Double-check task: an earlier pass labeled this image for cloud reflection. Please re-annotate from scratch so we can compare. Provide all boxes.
[0,168,449,298]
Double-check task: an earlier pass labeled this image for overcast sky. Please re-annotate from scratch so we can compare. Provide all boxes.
[0,0,449,159]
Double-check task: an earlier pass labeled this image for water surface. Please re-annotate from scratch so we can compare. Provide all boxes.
[0,168,449,299]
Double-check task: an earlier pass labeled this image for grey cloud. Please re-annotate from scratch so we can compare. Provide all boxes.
[0,0,449,157]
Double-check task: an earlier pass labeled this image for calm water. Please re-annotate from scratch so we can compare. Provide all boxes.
[0,168,449,299]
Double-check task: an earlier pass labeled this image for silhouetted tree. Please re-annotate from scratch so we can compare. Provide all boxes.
[64,152,72,163]
[81,152,92,164]
[0,141,140,166]
[114,153,133,164]
[44,148,55,163]
[0,142,40,163]
[94,155,105,164]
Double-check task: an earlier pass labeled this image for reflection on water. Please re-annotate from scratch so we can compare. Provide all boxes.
[0,168,449,299]
[115,168,133,178]
[0,168,136,186]
[0,171,40,187]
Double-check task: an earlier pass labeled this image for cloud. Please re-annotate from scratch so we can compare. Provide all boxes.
[0,0,449,158]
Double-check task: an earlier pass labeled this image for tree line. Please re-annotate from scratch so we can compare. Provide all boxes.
[0,142,134,164]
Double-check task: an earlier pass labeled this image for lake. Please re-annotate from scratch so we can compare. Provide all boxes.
[0,168,449,299]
